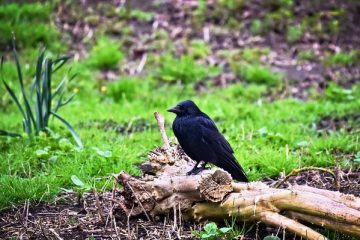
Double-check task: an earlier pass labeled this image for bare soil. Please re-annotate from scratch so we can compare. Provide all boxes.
[1,167,359,240]
[54,0,360,99]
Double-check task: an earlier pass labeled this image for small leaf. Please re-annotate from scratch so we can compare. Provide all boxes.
[71,175,85,187]
[36,149,48,157]
[296,140,309,148]
[93,147,112,158]
[204,222,217,234]
[201,233,213,239]
[219,227,231,233]
[60,188,74,193]
[49,156,58,162]
[354,151,360,163]
[258,127,267,137]
[59,138,73,150]
[191,231,201,237]
[263,235,281,240]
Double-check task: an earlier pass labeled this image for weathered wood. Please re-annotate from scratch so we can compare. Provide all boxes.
[115,112,360,240]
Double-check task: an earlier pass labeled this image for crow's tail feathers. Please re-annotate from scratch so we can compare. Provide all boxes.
[217,156,249,182]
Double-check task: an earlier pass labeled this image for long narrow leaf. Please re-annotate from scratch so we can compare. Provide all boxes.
[60,93,76,107]
[68,72,78,83]
[41,59,48,126]
[43,59,53,126]
[0,130,22,137]
[1,57,27,121]
[2,79,27,117]
[53,90,65,113]
[29,77,36,99]
[53,93,75,114]
[52,72,77,100]
[52,77,66,99]
[23,118,31,139]
[52,55,71,73]
[35,48,45,131]
[12,40,36,134]
[50,111,83,148]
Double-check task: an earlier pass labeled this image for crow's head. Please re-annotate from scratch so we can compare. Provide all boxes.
[168,100,201,116]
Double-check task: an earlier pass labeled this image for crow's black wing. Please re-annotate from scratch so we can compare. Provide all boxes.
[197,116,249,182]
[173,116,219,163]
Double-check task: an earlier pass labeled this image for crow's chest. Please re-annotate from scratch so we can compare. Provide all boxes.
[173,118,200,136]
[173,118,204,146]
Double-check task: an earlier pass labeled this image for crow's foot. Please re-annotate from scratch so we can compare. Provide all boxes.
[186,166,206,176]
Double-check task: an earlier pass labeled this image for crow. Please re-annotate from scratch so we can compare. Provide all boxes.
[168,100,248,182]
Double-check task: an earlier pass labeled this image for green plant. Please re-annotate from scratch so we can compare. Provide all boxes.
[107,77,139,102]
[323,51,358,67]
[324,83,355,102]
[328,20,339,35]
[118,8,154,22]
[231,62,282,85]
[263,0,294,32]
[158,54,220,84]
[194,0,207,20]
[192,222,232,239]
[70,175,92,200]
[297,50,316,61]
[220,47,270,66]
[250,19,264,35]
[241,48,270,63]
[354,151,360,164]
[217,0,245,11]
[0,42,82,147]
[189,39,211,59]
[286,25,303,43]
[89,36,124,69]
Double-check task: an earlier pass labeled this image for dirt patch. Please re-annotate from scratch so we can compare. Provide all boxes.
[268,167,360,196]
[1,167,359,239]
[78,118,156,134]
[53,0,360,99]
[316,113,360,133]
[0,191,197,239]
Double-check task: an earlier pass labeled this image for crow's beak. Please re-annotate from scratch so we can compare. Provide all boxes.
[167,106,181,114]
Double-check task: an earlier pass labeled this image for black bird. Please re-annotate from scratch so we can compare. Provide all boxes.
[168,100,248,182]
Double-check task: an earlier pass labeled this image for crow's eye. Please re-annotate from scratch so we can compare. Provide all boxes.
[179,105,184,110]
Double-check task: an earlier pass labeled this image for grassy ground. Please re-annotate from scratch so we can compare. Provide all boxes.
[0,0,359,216]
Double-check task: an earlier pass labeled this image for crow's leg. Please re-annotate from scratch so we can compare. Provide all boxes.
[187,161,206,175]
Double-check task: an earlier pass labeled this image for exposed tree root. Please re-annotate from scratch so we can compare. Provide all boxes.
[115,112,360,240]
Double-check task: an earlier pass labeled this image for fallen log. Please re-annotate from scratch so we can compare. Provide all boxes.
[116,112,360,240]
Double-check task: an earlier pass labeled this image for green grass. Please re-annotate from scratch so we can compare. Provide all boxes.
[1,2,360,223]
[1,76,359,209]
[0,3,62,51]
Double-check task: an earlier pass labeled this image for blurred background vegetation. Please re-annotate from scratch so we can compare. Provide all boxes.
[0,0,359,214]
